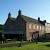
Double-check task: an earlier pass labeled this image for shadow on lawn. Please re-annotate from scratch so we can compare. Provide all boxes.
[45,44,50,47]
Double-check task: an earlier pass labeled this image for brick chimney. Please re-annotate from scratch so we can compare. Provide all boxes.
[8,12,11,18]
[44,20,46,23]
[38,17,40,22]
[18,9,22,15]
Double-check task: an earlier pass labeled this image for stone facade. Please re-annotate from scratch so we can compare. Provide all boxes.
[3,10,45,41]
[26,22,45,41]
[45,23,50,33]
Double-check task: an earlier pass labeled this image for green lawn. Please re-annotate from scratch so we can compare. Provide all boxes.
[0,42,50,50]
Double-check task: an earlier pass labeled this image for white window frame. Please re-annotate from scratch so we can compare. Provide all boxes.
[40,26,41,30]
[29,24,32,29]
[46,27,47,31]
[42,27,44,30]
[37,25,39,30]
[33,25,35,29]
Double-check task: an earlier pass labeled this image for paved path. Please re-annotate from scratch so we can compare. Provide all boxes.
[0,43,17,48]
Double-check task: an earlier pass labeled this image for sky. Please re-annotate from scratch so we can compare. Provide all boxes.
[0,0,50,24]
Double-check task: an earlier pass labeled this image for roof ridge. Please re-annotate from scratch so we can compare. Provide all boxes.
[21,15,38,24]
[22,15,37,21]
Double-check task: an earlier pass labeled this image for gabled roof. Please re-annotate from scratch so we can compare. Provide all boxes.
[21,15,38,24]
[4,17,16,25]
[21,15,44,26]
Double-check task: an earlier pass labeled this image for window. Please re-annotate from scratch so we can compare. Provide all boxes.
[48,24,49,26]
[33,25,36,29]
[29,24,32,29]
[37,25,39,30]
[46,27,47,31]
[48,28,49,31]
[40,26,41,30]
[42,27,44,30]
[31,24,33,29]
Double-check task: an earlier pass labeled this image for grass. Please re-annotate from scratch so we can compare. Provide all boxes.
[0,42,50,50]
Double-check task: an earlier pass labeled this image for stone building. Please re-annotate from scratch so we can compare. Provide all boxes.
[3,10,45,41]
[45,23,50,39]
[38,17,50,40]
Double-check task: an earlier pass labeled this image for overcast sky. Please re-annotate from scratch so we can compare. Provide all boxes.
[0,0,50,24]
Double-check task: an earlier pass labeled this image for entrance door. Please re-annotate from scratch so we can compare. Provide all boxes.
[30,33,32,40]
[30,32,38,41]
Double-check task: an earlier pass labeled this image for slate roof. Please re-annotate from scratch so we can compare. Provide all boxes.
[22,15,38,24]
[7,15,44,26]
[21,15,44,26]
